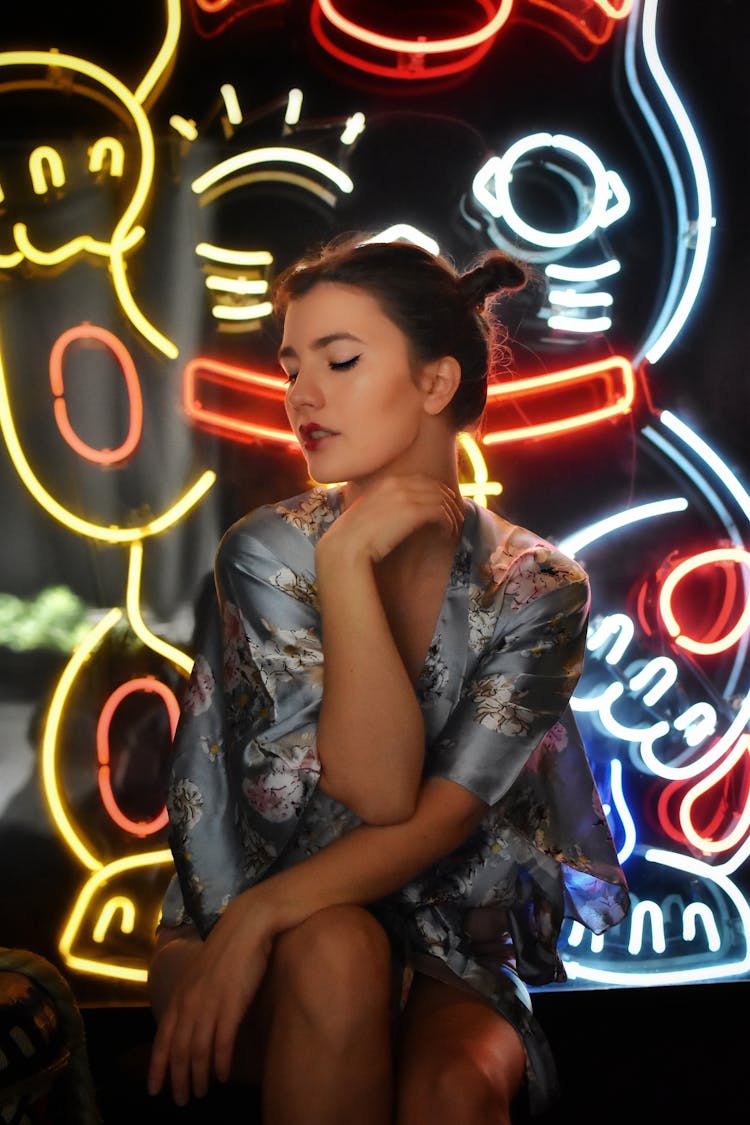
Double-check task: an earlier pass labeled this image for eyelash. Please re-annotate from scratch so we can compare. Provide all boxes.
[330,354,361,371]
[283,354,361,383]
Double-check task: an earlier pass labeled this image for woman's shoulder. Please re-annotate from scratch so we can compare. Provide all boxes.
[472,502,589,605]
[222,485,339,546]
[215,485,341,579]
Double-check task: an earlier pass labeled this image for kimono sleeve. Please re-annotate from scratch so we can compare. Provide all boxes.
[426,547,590,808]
[165,507,324,937]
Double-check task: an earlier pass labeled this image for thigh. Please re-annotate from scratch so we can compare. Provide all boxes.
[148,924,274,1087]
[395,972,527,1124]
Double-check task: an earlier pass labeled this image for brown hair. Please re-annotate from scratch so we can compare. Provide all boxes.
[272,234,528,430]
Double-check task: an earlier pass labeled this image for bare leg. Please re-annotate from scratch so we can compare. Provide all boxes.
[148,925,268,1089]
[261,904,394,1125]
[148,909,395,1124]
[395,973,527,1125]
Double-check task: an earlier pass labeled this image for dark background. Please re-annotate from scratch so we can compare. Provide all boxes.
[1,4,750,1119]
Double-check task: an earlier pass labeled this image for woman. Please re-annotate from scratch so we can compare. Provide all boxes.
[147,236,630,1124]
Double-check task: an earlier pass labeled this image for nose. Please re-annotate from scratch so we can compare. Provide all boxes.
[285,366,323,412]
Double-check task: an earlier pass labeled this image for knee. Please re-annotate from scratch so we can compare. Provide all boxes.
[271,905,392,1034]
[399,1047,515,1125]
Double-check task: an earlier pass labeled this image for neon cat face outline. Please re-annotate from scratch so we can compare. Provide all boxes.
[0,42,177,358]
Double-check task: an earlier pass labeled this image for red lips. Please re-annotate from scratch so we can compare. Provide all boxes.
[298,423,339,451]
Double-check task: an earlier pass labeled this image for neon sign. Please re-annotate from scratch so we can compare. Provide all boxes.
[0,0,748,1000]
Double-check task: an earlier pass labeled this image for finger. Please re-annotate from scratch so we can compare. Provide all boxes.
[167,1004,201,1107]
[147,1005,178,1096]
[190,1012,217,1099]
[213,990,246,1083]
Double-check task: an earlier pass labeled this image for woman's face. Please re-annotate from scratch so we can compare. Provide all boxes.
[280,281,432,486]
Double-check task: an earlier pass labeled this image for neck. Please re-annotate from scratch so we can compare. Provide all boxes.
[342,436,462,511]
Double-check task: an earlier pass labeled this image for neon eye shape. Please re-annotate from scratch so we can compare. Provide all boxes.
[29,145,65,194]
[88,137,125,178]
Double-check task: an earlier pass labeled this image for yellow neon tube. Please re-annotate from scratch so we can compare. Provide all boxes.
[126,542,194,675]
[0,48,175,356]
[29,145,65,193]
[41,609,123,871]
[59,850,173,981]
[0,349,216,538]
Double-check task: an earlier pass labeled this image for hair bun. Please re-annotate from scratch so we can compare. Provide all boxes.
[458,253,528,309]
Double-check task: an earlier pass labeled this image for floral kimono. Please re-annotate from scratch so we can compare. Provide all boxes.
[160,485,630,1114]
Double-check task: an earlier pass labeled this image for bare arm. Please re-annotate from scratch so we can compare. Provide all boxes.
[148,776,486,1101]
[314,476,464,823]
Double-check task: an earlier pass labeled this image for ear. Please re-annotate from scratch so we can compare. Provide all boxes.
[420,356,462,416]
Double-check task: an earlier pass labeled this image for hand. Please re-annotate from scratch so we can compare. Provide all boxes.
[147,894,273,1105]
[318,475,464,567]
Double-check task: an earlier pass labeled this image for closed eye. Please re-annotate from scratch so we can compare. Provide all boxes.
[330,355,361,371]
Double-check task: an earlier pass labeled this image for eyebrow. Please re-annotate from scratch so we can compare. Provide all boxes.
[278,332,364,360]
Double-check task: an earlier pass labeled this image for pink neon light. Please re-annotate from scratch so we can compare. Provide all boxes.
[678,736,750,855]
[482,356,635,445]
[523,0,632,59]
[189,0,287,38]
[183,357,298,446]
[311,0,503,79]
[315,0,513,55]
[183,355,636,447]
[49,324,143,465]
[658,548,750,656]
[96,677,180,838]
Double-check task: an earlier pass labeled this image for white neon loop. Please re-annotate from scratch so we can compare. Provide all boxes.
[628,657,678,707]
[563,849,750,986]
[546,260,621,281]
[599,171,631,227]
[472,134,628,248]
[191,147,354,196]
[682,904,721,952]
[626,0,714,364]
[575,681,672,753]
[587,614,635,665]
[558,497,688,557]
[628,901,666,955]
[548,315,612,333]
[549,290,614,308]
[673,703,717,748]
[661,411,750,526]
[317,0,513,55]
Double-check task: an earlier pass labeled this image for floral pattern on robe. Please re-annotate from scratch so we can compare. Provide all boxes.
[160,486,630,1111]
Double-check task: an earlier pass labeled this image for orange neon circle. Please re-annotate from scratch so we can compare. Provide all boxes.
[658,548,750,656]
[316,0,513,55]
[49,324,143,465]
[96,677,180,838]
